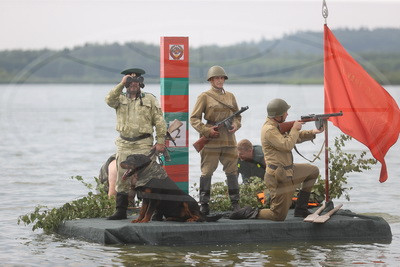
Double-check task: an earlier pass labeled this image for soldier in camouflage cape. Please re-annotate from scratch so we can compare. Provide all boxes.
[105,68,167,220]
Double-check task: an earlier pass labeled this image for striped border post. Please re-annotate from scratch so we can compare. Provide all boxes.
[160,37,189,193]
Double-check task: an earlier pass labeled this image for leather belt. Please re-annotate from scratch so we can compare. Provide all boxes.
[267,164,293,170]
[120,133,151,142]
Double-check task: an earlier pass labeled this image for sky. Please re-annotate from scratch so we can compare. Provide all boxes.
[1,0,400,50]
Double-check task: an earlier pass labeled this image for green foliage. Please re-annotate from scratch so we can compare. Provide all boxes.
[18,176,115,233]
[312,134,377,201]
[208,177,267,212]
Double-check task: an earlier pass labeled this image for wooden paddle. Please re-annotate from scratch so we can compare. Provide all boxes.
[313,203,343,224]
[303,202,326,222]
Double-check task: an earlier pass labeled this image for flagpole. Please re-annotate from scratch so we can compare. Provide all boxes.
[322,0,334,211]
[324,120,330,203]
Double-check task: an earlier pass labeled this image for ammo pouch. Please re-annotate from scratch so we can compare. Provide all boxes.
[268,164,293,183]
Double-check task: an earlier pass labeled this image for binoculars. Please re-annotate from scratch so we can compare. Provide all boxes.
[125,76,145,88]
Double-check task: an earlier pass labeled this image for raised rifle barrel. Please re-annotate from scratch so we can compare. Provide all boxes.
[300,111,343,120]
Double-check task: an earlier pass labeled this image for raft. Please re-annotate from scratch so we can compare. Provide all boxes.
[57,209,392,245]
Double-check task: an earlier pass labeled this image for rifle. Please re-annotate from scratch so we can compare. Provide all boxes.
[151,119,184,163]
[278,111,343,134]
[193,106,249,153]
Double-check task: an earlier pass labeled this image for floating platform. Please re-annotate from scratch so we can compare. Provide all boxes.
[57,209,392,245]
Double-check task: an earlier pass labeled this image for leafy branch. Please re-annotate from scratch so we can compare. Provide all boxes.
[312,134,377,201]
[18,176,115,233]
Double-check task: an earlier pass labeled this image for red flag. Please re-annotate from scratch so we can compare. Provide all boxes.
[324,24,400,182]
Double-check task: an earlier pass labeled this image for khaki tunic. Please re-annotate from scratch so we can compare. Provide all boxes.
[190,87,241,148]
[257,118,319,221]
[105,83,167,193]
[190,87,241,176]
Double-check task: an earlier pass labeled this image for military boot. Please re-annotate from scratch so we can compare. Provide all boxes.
[226,174,240,212]
[199,175,212,215]
[231,202,241,212]
[229,206,259,220]
[294,190,312,217]
[107,192,128,220]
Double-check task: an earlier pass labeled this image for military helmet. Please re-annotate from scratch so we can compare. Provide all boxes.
[206,65,228,81]
[267,98,291,118]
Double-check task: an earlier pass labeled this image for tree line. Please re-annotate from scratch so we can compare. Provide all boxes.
[1,27,400,84]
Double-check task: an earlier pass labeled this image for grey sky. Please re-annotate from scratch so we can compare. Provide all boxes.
[1,0,400,50]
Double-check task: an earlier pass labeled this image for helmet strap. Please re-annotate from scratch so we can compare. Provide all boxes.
[273,116,285,123]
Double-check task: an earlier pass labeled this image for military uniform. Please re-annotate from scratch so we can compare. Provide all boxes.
[190,86,241,210]
[257,118,319,221]
[237,145,266,183]
[105,82,167,194]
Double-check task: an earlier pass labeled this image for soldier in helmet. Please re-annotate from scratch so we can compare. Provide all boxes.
[190,65,242,215]
[105,68,167,220]
[230,98,323,221]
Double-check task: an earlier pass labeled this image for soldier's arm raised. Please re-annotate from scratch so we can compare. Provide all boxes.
[105,83,124,108]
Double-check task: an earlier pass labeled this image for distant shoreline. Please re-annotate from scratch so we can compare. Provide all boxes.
[1,28,399,85]
[2,81,399,85]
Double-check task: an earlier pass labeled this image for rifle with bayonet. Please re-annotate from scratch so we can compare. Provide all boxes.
[278,111,343,134]
[193,106,249,153]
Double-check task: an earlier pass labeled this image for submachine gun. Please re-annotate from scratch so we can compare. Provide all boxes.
[193,106,249,152]
[278,111,343,134]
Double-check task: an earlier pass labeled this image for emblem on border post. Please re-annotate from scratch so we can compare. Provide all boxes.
[169,45,184,60]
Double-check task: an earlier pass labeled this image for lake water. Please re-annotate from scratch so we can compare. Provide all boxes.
[1,83,400,266]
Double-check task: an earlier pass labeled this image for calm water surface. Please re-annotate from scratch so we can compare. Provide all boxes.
[1,83,400,266]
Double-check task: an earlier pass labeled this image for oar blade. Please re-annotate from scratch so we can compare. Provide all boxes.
[303,203,326,222]
[313,203,343,224]
[303,213,320,222]
[313,214,330,223]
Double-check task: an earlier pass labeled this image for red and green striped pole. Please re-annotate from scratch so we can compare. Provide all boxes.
[160,37,189,193]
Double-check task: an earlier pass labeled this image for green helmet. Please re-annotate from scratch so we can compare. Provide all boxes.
[206,65,228,81]
[267,98,291,118]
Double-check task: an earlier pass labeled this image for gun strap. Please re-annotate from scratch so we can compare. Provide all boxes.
[204,92,236,112]
[294,140,324,163]
[166,132,177,146]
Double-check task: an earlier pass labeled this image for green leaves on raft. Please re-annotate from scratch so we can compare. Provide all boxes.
[18,176,115,233]
[313,134,377,201]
